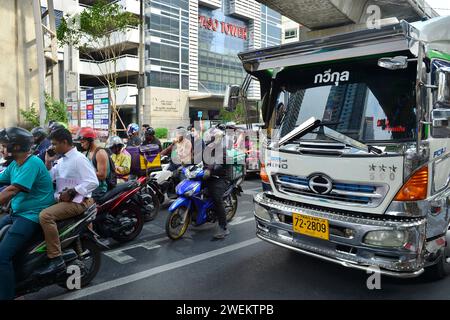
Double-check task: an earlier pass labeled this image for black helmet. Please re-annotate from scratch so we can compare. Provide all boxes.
[0,127,34,153]
[145,127,155,136]
[48,122,65,134]
[216,123,226,131]
[31,126,48,140]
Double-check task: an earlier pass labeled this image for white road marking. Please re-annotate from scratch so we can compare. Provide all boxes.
[229,217,255,225]
[53,238,262,300]
[242,187,261,195]
[104,238,166,264]
[104,212,254,264]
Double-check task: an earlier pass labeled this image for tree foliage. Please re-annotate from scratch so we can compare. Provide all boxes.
[219,103,247,124]
[20,94,69,129]
[57,0,139,134]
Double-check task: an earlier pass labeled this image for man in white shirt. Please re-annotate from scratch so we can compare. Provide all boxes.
[38,128,99,275]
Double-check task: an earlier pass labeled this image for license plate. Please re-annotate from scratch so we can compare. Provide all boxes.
[292,213,329,240]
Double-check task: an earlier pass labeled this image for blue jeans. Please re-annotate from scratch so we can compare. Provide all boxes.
[0,215,40,300]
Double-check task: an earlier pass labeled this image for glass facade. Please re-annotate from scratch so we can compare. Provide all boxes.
[198,6,249,94]
[144,0,189,89]
[260,4,281,48]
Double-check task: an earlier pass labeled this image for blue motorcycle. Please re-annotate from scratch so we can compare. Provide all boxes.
[165,163,244,240]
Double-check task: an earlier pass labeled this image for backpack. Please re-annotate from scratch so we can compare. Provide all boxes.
[92,147,117,190]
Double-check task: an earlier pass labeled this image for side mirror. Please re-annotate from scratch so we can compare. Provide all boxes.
[378,56,409,70]
[431,109,450,138]
[437,67,450,108]
[223,85,240,112]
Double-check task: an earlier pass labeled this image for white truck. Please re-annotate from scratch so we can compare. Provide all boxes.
[226,16,450,279]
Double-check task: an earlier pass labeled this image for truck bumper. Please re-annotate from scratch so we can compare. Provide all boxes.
[254,192,427,278]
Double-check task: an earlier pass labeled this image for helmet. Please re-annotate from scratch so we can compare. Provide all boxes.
[216,123,227,131]
[48,122,66,134]
[145,127,155,136]
[106,136,124,148]
[31,127,48,139]
[204,127,224,145]
[0,127,34,153]
[75,127,97,141]
[127,123,139,136]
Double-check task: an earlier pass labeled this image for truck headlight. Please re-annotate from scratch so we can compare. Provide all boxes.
[254,203,271,222]
[364,230,407,248]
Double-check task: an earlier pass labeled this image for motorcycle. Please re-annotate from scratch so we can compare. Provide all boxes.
[165,163,243,240]
[94,179,147,243]
[0,204,104,297]
[149,156,180,204]
[135,175,164,222]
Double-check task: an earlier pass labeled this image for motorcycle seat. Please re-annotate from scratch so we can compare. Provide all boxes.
[96,181,137,205]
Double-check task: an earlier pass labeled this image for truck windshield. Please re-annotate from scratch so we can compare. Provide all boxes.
[270,56,417,143]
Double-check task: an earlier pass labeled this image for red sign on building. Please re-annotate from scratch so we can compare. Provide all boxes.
[198,15,248,40]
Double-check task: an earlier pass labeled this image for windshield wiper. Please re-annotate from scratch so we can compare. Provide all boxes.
[277,117,383,155]
[278,117,321,146]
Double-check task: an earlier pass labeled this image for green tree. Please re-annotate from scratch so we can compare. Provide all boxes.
[20,94,69,129]
[219,103,247,124]
[57,0,139,135]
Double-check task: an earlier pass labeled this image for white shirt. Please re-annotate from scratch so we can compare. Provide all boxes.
[50,147,99,200]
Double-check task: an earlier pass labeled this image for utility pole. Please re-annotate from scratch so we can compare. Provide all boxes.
[138,0,145,127]
[32,0,47,126]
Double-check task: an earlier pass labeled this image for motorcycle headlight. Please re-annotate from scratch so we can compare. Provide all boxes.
[364,230,407,248]
[183,189,196,197]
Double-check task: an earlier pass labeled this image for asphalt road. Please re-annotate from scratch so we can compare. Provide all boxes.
[27,177,450,300]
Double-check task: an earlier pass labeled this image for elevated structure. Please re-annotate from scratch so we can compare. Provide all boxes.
[257,0,439,31]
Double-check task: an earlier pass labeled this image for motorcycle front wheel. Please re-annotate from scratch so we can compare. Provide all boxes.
[224,192,238,222]
[165,206,190,240]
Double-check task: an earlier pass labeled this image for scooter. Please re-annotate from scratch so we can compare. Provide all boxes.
[165,163,243,240]
[149,156,179,203]
[0,204,104,298]
[94,179,147,243]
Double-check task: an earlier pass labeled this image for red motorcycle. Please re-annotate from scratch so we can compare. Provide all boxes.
[94,179,147,243]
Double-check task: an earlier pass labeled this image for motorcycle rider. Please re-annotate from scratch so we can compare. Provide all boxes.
[76,127,110,200]
[38,128,98,275]
[31,127,51,162]
[141,127,162,151]
[107,136,131,183]
[161,127,192,172]
[127,123,141,147]
[0,127,55,299]
[203,125,231,239]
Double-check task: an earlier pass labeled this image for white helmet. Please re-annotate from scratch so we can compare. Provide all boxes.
[106,136,124,148]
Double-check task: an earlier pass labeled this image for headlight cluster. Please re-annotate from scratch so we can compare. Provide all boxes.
[363,230,407,248]
[254,203,271,222]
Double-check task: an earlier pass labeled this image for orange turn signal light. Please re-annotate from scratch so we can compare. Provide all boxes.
[260,163,270,183]
[394,166,428,201]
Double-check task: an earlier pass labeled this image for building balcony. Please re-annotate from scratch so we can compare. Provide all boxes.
[79,54,139,77]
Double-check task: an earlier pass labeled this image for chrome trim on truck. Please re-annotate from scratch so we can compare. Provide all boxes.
[254,192,427,278]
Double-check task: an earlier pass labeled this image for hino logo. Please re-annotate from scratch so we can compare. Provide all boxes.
[308,174,333,195]
[314,69,350,86]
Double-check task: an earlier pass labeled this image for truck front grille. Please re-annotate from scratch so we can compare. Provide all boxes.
[274,174,387,207]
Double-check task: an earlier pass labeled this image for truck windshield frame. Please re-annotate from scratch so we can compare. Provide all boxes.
[268,55,418,145]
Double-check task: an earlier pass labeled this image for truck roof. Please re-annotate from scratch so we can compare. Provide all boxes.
[239,16,450,73]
